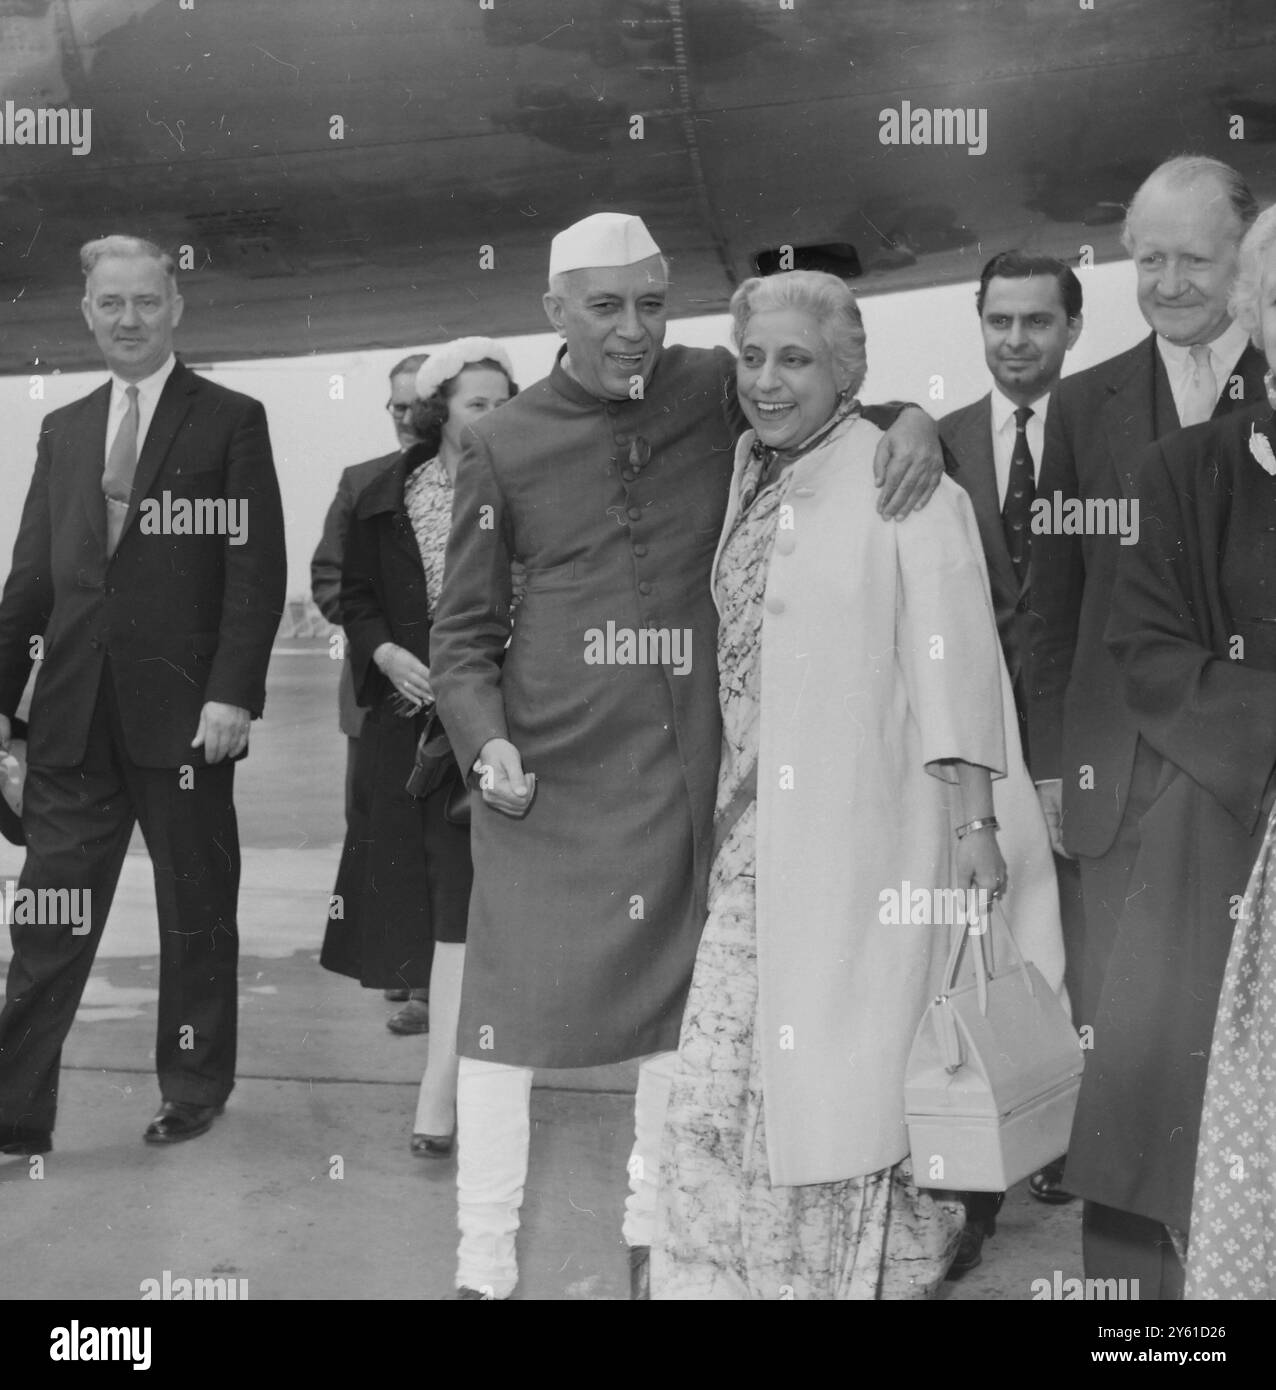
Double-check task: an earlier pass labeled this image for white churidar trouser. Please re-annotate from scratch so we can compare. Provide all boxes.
[454,1049,679,1298]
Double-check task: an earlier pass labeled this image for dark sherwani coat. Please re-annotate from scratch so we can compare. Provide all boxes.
[1066,403,1276,1232]
[319,445,472,989]
[431,345,744,1066]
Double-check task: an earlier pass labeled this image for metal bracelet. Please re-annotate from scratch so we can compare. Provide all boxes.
[955,816,1000,840]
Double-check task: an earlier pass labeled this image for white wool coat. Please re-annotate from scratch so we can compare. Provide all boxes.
[711,416,1066,1186]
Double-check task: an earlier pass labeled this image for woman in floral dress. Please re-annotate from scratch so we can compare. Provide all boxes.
[652,271,1065,1300]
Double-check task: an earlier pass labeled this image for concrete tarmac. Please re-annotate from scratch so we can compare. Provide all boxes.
[0,647,1084,1300]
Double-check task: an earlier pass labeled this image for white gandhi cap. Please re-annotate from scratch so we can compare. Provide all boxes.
[548,212,662,278]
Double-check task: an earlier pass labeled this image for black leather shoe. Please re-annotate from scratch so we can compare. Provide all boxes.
[947,1223,988,1278]
[0,1125,52,1156]
[945,1191,1002,1280]
[143,1101,224,1145]
[628,1243,650,1300]
[1028,1157,1074,1204]
[410,1132,455,1159]
[454,1285,505,1300]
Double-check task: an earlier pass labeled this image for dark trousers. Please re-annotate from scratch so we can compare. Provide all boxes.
[1068,740,1172,1282]
[1073,739,1162,1033]
[1082,1201,1184,1300]
[0,671,240,1136]
[963,1191,1004,1231]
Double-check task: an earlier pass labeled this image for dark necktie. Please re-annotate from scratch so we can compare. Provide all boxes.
[1002,405,1034,585]
[103,384,140,556]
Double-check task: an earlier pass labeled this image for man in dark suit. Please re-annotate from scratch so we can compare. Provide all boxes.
[0,235,286,1153]
[940,250,1085,1273]
[310,352,428,1028]
[1030,156,1268,1296]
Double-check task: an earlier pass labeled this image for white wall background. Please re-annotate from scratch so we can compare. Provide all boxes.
[0,259,1149,600]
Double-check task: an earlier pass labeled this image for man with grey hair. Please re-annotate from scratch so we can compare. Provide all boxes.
[0,234,286,1153]
[430,211,944,1300]
[1031,156,1268,1294]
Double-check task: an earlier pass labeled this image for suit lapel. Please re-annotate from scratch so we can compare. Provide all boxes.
[116,362,198,548]
[1101,334,1163,498]
[361,451,428,582]
[1099,337,1266,500]
[950,396,1022,599]
[1214,342,1269,417]
[390,501,427,582]
[77,383,113,553]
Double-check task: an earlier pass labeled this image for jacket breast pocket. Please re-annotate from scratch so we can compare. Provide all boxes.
[166,461,226,490]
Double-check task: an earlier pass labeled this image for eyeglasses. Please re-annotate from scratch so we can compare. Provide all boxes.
[386,401,413,418]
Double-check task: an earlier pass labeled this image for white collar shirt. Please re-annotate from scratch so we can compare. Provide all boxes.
[1156,317,1251,425]
[103,354,178,468]
[990,385,1051,507]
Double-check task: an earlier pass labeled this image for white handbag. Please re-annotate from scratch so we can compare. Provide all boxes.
[905,904,1082,1192]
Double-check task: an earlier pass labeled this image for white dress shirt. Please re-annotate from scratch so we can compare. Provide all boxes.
[990,385,1051,507]
[103,353,178,467]
[1156,317,1251,426]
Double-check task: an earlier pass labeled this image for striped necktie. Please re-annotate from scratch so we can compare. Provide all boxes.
[103,383,139,555]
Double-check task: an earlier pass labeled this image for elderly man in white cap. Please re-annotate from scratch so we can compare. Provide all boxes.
[430,211,944,1300]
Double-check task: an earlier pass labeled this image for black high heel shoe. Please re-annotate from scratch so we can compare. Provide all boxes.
[410,1131,455,1159]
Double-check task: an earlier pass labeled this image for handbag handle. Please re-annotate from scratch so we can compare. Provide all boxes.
[939,899,1036,1016]
[935,916,978,1074]
[990,901,1037,1001]
[933,899,1035,1073]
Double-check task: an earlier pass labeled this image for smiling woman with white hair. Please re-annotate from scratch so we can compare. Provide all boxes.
[650,270,1065,1299]
[1064,203,1276,1300]
[320,337,517,1157]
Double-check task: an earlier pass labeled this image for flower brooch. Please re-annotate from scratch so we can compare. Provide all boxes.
[1249,424,1276,476]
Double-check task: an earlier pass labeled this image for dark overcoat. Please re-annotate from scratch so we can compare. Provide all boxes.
[310,450,400,738]
[430,346,743,1067]
[1065,403,1276,1231]
[1029,334,1268,851]
[320,446,472,989]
